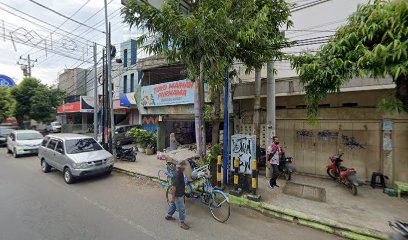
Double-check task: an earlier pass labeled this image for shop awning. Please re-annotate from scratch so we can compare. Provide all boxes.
[120,93,137,107]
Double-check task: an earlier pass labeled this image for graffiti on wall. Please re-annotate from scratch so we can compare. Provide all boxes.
[296,129,314,138]
[341,135,364,149]
[317,130,339,141]
[230,135,256,174]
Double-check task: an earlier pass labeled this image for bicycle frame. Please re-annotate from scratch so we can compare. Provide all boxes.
[157,167,229,210]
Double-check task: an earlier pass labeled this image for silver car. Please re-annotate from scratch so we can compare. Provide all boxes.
[38,134,114,184]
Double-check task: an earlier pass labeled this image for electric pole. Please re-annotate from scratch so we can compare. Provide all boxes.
[93,42,98,140]
[17,54,37,77]
[104,0,115,157]
[253,68,261,157]
[266,60,275,178]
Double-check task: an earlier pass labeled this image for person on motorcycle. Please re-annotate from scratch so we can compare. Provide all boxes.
[267,136,283,188]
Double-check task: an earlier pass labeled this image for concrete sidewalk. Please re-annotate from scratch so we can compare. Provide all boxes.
[113,153,408,239]
[257,174,408,234]
[114,152,167,179]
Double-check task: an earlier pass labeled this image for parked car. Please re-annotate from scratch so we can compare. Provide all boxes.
[38,134,114,184]
[114,125,142,146]
[45,122,62,133]
[0,125,17,147]
[6,130,44,158]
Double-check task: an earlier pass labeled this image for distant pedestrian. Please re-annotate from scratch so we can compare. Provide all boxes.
[169,132,180,151]
[165,161,190,230]
[267,136,283,188]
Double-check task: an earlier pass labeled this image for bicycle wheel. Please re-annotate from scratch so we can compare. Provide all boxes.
[209,191,230,223]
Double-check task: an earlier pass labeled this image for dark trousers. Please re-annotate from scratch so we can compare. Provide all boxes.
[269,164,280,186]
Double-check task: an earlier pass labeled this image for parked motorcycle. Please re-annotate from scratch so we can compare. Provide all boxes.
[279,152,295,181]
[116,145,137,162]
[326,153,359,195]
[389,221,408,240]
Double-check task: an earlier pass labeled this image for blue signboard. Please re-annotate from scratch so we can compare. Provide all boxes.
[0,75,15,88]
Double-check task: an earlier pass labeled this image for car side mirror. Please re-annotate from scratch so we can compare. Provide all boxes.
[57,148,64,154]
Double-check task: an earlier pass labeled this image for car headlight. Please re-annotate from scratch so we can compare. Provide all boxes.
[73,162,89,169]
[106,157,114,164]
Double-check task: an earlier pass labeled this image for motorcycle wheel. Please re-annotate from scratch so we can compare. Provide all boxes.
[327,168,337,180]
[350,184,358,196]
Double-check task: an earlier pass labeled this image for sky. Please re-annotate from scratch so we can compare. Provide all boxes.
[0,0,367,86]
[0,0,137,86]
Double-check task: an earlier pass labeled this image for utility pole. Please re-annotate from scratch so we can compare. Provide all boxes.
[17,54,37,77]
[200,60,206,161]
[93,43,98,139]
[253,68,261,159]
[266,60,275,178]
[104,0,115,157]
[222,67,229,185]
[194,59,204,160]
[101,48,106,147]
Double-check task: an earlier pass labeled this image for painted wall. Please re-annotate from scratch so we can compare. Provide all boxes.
[235,90,408,182]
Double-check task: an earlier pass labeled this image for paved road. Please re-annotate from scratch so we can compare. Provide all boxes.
[0,149,342,240]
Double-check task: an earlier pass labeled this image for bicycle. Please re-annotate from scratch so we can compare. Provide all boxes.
[158,162,230,223]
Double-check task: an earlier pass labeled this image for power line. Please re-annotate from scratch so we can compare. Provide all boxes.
[0,1,103,47]
[20,0,92,58]
[29,0,105,34]
[290,0,333,12]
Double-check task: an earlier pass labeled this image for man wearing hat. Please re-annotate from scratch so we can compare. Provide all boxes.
[165,160,190,230]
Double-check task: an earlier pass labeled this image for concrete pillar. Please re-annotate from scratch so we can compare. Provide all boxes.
[157,121,166,152]
[382,120,393,183]
[82,113,88,131]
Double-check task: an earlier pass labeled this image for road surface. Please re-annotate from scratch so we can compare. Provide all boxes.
[0,148,342,240]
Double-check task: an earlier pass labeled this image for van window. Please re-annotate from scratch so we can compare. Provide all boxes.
[55,141,64,154]
[42,137,50,146]
[47,139,57,150]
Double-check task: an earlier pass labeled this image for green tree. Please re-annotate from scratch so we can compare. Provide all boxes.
[10,77,65,126]
[291,0,408,117]
[30,86,65,123]
[0,87,14,122]
[122,0,292,143]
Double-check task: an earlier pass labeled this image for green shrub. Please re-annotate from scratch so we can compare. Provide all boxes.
[126,128,157,148]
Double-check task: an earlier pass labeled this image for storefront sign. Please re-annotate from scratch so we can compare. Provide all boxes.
[0,74,15,88]
[57,96,95,113]
[141,80,197,107]
[230,135,256,174]
[57,102,81,113]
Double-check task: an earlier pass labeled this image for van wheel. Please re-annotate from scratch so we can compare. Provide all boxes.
[41,159,51,173]
[7,148,11,154]
[63,168,75,184]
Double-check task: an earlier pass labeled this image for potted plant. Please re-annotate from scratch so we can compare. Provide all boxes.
[126,128,148,153]
[145,132,157,155]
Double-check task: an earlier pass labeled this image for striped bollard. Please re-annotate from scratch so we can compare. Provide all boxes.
[217,155,222,188]
[230,157,243,196]
[247,158,261,201]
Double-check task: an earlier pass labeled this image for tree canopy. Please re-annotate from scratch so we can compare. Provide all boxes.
[10,77,64,125]
[0,87,14,122]
[122,0,293,88]
[291,0,408,116]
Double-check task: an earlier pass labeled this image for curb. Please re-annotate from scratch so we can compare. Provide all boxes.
[113,167,161,184]
[228,195,388,240]
[113,167,388,240]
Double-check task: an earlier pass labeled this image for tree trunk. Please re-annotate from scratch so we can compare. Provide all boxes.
[211,89,221,145]
[16,115,24,129]
[396,74,408,112]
